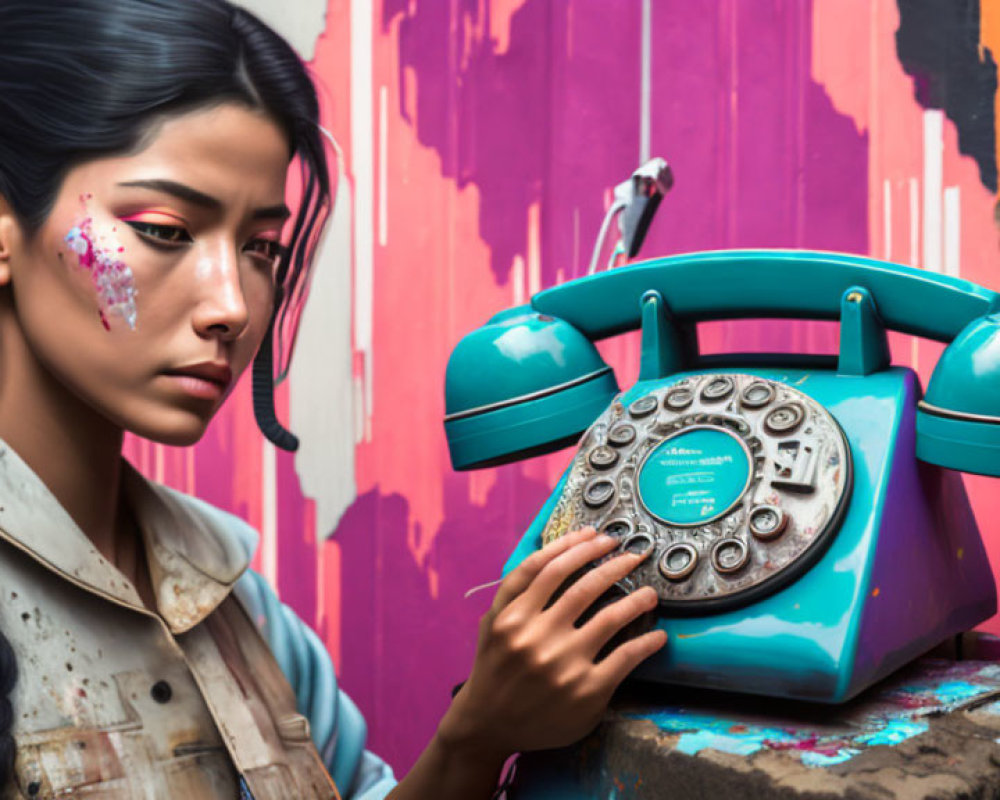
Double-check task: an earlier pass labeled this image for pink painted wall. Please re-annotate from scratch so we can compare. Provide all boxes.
[125,0,1000,775]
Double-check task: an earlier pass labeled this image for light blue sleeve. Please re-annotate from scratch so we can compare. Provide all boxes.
[233,569,397,799]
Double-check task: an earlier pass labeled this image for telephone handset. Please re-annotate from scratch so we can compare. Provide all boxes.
[444,249,1000,702]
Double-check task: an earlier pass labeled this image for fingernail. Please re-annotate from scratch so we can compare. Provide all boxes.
[634,584,653,599]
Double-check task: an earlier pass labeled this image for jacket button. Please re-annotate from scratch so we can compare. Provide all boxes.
[150,680,173,704]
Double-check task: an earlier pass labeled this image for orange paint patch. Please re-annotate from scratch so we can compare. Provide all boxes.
[980,0,1000,192]
[811,0,872,133]
[872,587,880,597]
[490,0,530,55]
[319,539,342,673]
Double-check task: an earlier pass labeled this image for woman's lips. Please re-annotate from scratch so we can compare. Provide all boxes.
[162,362,232,401]
[164,373,226,400]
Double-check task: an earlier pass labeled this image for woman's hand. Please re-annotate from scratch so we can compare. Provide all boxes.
[438,525,668,761]
[389,526,667,800]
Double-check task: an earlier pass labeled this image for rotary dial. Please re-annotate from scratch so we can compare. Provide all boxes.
[540,373,852,613]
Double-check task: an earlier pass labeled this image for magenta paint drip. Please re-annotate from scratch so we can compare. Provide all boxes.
[64,217,137,330]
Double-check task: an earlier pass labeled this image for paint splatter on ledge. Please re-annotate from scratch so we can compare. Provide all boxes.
[627,661,1000,769]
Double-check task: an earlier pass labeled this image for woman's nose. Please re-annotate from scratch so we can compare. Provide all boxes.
[190,244,250,341]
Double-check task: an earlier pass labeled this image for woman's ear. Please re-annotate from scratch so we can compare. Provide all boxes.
[0,197,21,286]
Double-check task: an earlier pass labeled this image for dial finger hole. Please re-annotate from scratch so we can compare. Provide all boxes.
[658,542,699,581]
[748,504,787,540]
[664,387,694,410]
[711,537,750,574]
[741,382,775,409]
[583,478,616,508]
[701,376,734,402]
[764,402,804,435]
[589,445,619,470]
[628,395,658,418]
[622,532,655,557]
[608,424,637,447]
[602,518,633,539]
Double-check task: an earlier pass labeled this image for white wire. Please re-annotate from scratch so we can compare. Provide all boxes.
[587,200,627,275]
[464,577,505,599]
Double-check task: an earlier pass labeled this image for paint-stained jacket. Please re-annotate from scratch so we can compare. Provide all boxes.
[0,443,395,799]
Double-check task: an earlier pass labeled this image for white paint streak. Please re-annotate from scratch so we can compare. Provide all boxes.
[943,185,960,278]
[882,179,892,261]
[378,85,389,248]
[640,0,651,164]
[289,140,358,541]
[353,377,364,446]
[511,255,525,306]
[909,177,919,267]
[261,439,278,585]
[527,203,541,296]
[922,110,943,272]
[351,0,375,441]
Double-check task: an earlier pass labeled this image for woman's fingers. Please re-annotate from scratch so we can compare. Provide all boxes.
[547,549,650,625]
[507,533,622,616]
[490,527,598,614]
[576,585,659,658]
[592,627,669,689]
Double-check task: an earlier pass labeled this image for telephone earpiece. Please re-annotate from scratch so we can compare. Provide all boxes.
[444,306,619,470]
[916,312,1000,476]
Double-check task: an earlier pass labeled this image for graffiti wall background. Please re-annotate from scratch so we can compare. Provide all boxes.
[123,0,1000,775]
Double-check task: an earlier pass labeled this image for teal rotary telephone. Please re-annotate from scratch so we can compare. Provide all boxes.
[444,249,1000,702]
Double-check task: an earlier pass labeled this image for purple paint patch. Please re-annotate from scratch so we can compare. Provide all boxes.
[64,217,138,330]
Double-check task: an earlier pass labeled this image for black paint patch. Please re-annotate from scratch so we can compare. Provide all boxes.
[896,0,998,191]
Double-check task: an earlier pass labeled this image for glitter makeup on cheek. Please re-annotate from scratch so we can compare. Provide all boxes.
[64,217,138,330]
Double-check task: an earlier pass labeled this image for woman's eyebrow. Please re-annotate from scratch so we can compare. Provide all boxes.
[116,178,290,220]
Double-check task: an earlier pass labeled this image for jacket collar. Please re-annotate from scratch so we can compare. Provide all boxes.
[0,441,255,634]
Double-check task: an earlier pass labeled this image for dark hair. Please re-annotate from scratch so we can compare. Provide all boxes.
[0,0,332,450]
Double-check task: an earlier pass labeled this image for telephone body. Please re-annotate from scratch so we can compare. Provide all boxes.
[444,250,1000,703]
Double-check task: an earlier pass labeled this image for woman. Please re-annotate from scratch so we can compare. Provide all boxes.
[0,1,667,798]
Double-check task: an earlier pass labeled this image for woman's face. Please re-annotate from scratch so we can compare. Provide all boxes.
[5,103,291,444]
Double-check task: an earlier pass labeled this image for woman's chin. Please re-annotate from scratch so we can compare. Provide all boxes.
[123,408,215,448]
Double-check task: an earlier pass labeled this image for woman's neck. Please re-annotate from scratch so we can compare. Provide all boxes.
[0,296,125,564]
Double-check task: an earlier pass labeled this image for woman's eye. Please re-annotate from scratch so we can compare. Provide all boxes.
[123,220,192,246]
[243,238,287,265]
